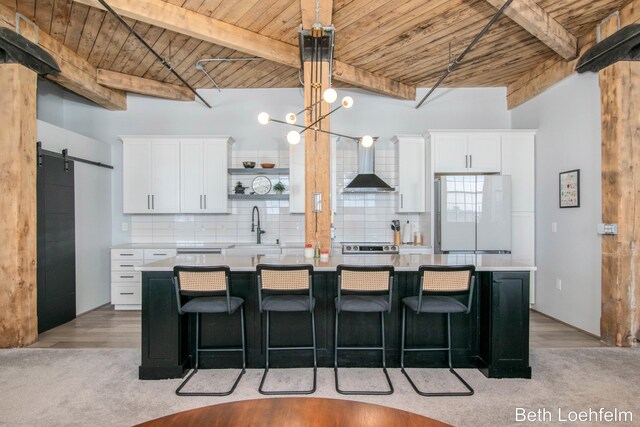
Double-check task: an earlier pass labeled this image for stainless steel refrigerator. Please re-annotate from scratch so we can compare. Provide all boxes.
[435,175,512,254]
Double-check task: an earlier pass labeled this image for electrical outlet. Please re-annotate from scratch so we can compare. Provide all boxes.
[552,222,557,233]
[121,222,129,232]
[556,279,562,290]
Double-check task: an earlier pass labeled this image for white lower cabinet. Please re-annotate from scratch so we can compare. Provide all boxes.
[110,248,176,310]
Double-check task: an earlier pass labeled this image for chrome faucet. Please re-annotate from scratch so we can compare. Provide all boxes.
[251,205,266,244]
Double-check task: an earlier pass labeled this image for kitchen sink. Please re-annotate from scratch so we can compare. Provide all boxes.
[225,244,281,255]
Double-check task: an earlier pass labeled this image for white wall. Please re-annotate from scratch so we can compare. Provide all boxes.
[511,74,602,335]
[36,120,112,315]
[59,87,510,245]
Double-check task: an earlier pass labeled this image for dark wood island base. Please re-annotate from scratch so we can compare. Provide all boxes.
[139,269,531,380]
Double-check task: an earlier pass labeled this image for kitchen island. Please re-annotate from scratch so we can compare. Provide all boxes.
[137,253,535,380]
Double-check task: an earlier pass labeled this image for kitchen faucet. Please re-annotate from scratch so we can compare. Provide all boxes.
[251,205,266,244]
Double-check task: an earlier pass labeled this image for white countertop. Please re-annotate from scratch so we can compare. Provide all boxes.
[112,243,432,250]
[137,253,535,272]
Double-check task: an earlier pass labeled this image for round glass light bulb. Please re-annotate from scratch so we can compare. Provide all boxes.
[258,112,270,125]
[341,96,354,108]
[287,130,301,145]
[285,113,297,124]
[323,88,338,104]
[360,135,374,148]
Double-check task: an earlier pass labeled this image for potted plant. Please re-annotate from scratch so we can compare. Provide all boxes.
[273,181,286,194]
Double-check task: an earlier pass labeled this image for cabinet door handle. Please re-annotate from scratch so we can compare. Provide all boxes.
[152,195,155,209]
[120,275,134,279]
[470,155,472,169]
[120,264,134,267]
[200,195,202,209]
[120,253,134,256]
[401,194,404,209]
[119,292,134,295]
[204,195,207,209]
[147,195,150,210]
[153,253,167,256]
[465,155,468,168]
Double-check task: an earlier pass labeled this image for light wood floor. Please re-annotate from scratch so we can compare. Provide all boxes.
[29,305,606,349]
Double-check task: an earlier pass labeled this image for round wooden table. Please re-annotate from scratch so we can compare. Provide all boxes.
[136,397,452,427]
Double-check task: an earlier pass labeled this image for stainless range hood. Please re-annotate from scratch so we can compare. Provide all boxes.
[343,143,395,193]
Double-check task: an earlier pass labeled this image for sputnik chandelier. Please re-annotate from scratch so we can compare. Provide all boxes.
[257,22,373,148]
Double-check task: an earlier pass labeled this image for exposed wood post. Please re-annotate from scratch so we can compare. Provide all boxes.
[0,63,38,348]
[303,61,332,250]
[301,0,332,250]
[599,17,640,347]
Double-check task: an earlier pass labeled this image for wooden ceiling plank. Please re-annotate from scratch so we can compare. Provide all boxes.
[234,0,290,33]
[301,0,332,27]
[72,0,415,99]
[49,0,72,43]
[17,0,36,18]
[255,2,301,42]
[63,2,89,52]
[75,7,105,59]
[332,0,395,32]
[484,0,578,60]
[212,58,269,88]
[34,0,54,34]
[216,0,261,26]
[97,68,194,101]
[337,0,475,65]
[142,32,191,79]
[73,0,300,67]
[119,25,165,75]
[158,39,219,83]
[193,0,224,17]
[0,2,126,110]
[86,12,119,66]
[96,18,137,69]
[108,22,152,73]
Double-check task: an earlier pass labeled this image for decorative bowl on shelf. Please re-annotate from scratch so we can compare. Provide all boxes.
[243,161,256,168]
[261,163,275,168]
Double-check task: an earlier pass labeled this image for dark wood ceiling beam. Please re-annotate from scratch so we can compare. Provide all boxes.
[72,0,415,100]
[484,0,578,59]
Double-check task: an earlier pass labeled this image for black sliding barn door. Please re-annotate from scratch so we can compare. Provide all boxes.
[37,155,76,333]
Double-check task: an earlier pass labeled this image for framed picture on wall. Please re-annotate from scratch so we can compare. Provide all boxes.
[559,169,580,208]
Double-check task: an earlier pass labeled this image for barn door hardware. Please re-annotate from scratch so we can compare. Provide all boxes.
[36,143,114,170]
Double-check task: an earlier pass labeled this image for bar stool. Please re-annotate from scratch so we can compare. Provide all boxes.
[334,265,395,395]
[400,265,475,396]
[173,266,246,396]
[256,264,317,395]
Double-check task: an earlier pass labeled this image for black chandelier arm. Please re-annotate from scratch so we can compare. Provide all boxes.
[299,104,343,134]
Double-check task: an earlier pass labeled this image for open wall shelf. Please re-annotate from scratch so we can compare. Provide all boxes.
[228,168,289,175]
[228,194,289,200]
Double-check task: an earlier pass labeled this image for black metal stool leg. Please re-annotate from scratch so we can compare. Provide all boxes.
[334,311,394,395]
[401,311,474,397]
[176,310,247,397]
[259,310,317,395]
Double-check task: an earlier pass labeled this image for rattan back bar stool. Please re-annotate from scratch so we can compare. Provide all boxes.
[334,265,395,395]
[400,265,476,396]
[256,264,317,395]
[173,266,246,396]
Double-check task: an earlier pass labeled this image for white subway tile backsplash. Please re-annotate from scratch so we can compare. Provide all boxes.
[127,144,429,246]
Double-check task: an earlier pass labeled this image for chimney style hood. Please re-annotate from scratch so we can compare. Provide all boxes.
[343,143,395,193]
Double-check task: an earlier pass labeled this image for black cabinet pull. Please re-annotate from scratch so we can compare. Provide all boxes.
[153,253,167,256]
[121,253,134,256]
[120,292,134,295]
[120,264,134,267]
[121,275,134,279]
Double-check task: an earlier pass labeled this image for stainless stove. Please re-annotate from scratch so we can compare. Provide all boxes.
[341,242,399,254]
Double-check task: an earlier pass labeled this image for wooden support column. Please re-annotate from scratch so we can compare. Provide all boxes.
[599,17,640,347]
[303,61,332,250]
[0,63,38,348]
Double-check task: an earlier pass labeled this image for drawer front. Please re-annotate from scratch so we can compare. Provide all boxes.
[112,260,144,271]
[111,249,144,260]
[111,284,141,305]
[144,249,177,261]
[112,271,141,283]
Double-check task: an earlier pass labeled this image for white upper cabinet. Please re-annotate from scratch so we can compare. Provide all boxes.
[122,138,180,213]
[501,133,535,212]
[393,135,426,213]
[180,137,232,213]
[432,132,501,173]
[289,138,305,214]
[467,133,501,173]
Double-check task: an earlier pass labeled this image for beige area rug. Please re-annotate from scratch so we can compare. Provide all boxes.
[0,347,638,426]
